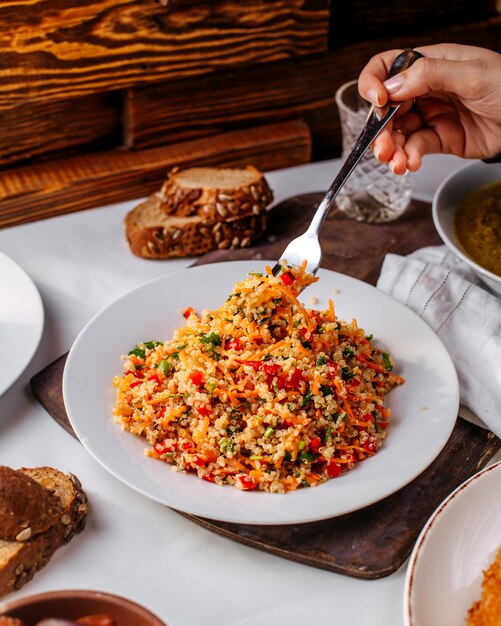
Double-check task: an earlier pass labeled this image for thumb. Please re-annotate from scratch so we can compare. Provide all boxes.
[382,56,479,101]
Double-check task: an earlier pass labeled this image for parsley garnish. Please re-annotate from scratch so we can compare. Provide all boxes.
[382,352,393,372]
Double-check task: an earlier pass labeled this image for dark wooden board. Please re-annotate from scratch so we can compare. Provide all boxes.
[30,193,501,578]
[0,120,311,229]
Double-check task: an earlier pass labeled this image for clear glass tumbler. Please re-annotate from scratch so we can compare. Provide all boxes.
[334,80,413,223]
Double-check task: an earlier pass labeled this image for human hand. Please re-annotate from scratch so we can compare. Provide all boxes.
[358,44,501,174]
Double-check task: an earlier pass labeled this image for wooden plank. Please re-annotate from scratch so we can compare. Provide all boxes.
[0,0,330,110]
[0,120,311,228]
[0,92,121,167]
[124,16,501,159]
[329,0,498,45]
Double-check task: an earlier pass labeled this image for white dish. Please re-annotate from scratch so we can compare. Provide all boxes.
[63,260,459,525]
[432,160,501,295]
[0,251,44,397]
[404,460,501,626]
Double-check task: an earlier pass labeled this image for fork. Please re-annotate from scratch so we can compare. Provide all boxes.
[271,48,423,279]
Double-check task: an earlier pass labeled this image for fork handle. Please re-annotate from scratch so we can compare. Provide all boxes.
[307,49,423,235]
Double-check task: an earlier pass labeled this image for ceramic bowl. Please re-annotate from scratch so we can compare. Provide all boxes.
[0,590,166,625]
[432,160,501,295]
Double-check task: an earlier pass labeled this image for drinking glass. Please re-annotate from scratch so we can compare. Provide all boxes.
[334,80,413,222]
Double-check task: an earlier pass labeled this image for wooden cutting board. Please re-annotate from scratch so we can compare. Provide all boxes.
[30,193,501,579]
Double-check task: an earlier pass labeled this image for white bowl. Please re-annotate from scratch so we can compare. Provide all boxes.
[432,160,501,295]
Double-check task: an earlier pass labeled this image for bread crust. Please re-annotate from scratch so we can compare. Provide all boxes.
[0,467,62,541]
[157,165,273,221]
[125,195,267,259]
[0,467,88,599]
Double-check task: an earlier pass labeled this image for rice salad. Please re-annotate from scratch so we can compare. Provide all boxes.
[112,263,404,493]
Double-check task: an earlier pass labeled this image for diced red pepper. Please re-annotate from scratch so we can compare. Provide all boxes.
[237,474,257,490]
[147,373,161,385]
[192,454,207,467]
[345,452,357,464]
[309,437,321,451]
[362,413,374,423]
[326,359,338,374]
[225,338,242,351]
[153,441,174,455]
[327,461,342,478]
[286,367,305,390]
[242,360,262,370]
[363,441,377,454]
[189,370,203,386]
[348,378,360,387]
[202,474,216,483]
[262,363,281,377]
[129,380,142,389]
[183,306,194,319]
[280,270,295,286]
[196,403,211,417]
[180,440,194,451]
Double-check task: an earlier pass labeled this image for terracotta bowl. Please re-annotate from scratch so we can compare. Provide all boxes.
[0,590,167,625]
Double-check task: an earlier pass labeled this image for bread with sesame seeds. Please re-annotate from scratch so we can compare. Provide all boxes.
[0,466,88,599]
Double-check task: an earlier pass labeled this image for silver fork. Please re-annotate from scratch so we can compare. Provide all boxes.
[271,48,423,279]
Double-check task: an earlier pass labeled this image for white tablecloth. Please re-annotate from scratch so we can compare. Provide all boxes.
[0,154,496,626]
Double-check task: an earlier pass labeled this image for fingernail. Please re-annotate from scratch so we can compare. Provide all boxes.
[383,75,404,94]
[367,88,380,106]
[388,159,397,173]
[374,146,381,160]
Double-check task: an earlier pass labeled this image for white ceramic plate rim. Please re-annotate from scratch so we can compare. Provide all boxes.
[432,160,501,284]
[63,260,459,525]
[404,460,501,626]
[0,251,44,396]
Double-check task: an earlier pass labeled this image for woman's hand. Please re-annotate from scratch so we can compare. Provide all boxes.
[358,44,501,174]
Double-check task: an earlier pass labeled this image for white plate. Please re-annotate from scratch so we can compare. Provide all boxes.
[0,251,44,396]
[63,260,459,525]
[404,461,501,626]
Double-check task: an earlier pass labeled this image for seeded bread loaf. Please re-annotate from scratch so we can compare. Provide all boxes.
[125,195,267,259]
[0,466,88,599]
[158,165,273,221]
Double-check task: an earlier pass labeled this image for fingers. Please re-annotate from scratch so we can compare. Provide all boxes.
[358,43,498,109]
[358,49,404,106]
[371,110,423,172]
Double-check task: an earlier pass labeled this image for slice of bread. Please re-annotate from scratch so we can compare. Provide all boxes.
[0,466,88,599]
[157,165,273,221]
[125,195,267,259]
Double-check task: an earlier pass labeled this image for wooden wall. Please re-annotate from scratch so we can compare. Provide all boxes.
[0,0,499,227]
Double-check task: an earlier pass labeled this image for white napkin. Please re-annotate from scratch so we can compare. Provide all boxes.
[377,245,501,437]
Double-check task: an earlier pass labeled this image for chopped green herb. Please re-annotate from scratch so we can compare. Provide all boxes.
[144,340,162,350]
[128,346,146,359]
[248,272,263,277]
[382,352,393,372]
[158,360,172,375]
[301,479,309,487]
[341,366,354,380]
[299,450,316,464]
[206,382,217,393]
[324,426,332,442]
[301,389,313,407]
[320,385,333,397]
[365,334,373,341]
[293,319,301,328]
[264,427,275,438]
[249,455,263,461]
[316,355,327,366]
[284,451,292,462]
[225,292,242,302]
[298,440,306,450]
[198,332,221,346]
[342,347,355,358]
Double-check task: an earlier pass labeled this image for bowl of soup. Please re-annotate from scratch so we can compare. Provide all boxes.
[432,161,501,295]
